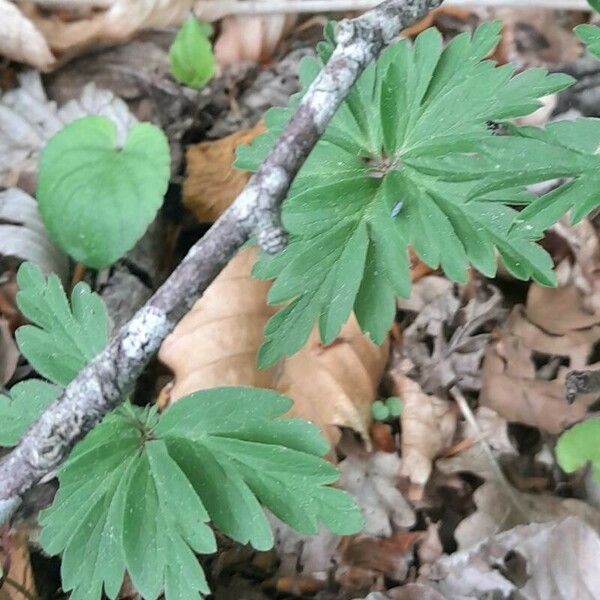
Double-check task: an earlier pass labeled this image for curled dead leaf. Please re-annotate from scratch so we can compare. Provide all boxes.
[338,450,416,537]
[183,121,266,222]
[18,0,193,65]
[214,12,297,66]
[0,319,19,387]
[437,407,517,482]
[454,481,600,550]
[0,0,55,70]
[396,276,506,396]
[432,517,600,600]
[158,247,388,444]
[480,304,599,433]
[392,375,457,489]
[0,188,69,283]
[0,71,136,192]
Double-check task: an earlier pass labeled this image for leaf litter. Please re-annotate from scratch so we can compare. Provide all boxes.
[3,5,600,600]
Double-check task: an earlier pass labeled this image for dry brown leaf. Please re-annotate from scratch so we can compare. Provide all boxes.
[396,276,506,396]
[480,305,599,433]
[183,121,266,222]
[19,0,193,64]
[437,407,517,482]
[392,375,457,488]
[0,525,37,600]
[0,70,135,192]
[214,11,296,66]
[0,0,55,70]
[454,481,600,550]
[492,8,586,69]
[338,450,416,537]
[0,319,19,387]
[550,218,600,314]
[0,188,70,283]
[158,247,388,443]
[433,517,600,600]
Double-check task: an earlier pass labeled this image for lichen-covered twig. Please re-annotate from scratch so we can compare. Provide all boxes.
[194,0,590,21]
[566,369,600,403]
[0,0,443,523]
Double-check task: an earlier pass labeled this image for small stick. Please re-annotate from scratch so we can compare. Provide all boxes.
[194,0,591,21]
[566,369,600,403]
[450,386,531,522]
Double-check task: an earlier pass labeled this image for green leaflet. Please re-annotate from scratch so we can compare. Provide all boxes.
[556,418,600,482]
[169,18,215,89]
[40,388,363,600]
[37,116,170,268]
[237,23,574,366]
[0,380,60,446]
[0,263,109,446]
[15,263,109,386]
[576,24,600,59]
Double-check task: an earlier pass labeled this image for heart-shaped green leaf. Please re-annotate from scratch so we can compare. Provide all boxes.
[37,116,170,269]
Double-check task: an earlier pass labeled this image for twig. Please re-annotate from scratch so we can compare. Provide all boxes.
[450,386,531,522]
[566,369,600,403]
[194,0,591,21]
[0,0,443,524]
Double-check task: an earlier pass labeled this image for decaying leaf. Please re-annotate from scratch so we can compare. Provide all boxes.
[432,517,600,600]
[159,247,388,443]
[437,407,518,482]
[392,375,457,489]
[17,0,193,65]
[183,121,266,222]
[0,0,55,70]
[396,276,506,396]
[453,481,600,550]
[0,71,135,192]
[549,217,600,315]
[492,8,586,68]
[0,188,69,282]
[338,450,416,537]
[214,10,297,66]
[0,524,37,600]
[480,301,599,433]
[0,318,18,387]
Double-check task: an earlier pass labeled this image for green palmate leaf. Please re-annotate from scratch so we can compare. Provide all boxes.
[466,119,600,237]
[0,263,109,447]
[0,380,60,446]
[15,262,109,386]
[169,18,215,89]
[575,24,600,59]
[556,418,600,482]
[588,0,600,14]
[37,116,170,269]
[237,23,575,366]
[40,388,363,600]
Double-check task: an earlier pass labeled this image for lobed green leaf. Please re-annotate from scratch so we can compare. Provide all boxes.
[40,388,363,600]
[238,23,576,366]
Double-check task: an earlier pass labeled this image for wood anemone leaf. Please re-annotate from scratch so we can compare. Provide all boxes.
[0,263,109,447]
[39,390,363,600]
[37,116,170,269]
[575,23,600,59]
[15,262,109,386]
[236,22,577,367]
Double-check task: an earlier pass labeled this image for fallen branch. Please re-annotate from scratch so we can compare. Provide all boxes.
[0,0,443,523]
[195,0,591,21]
[566,369,600,403]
